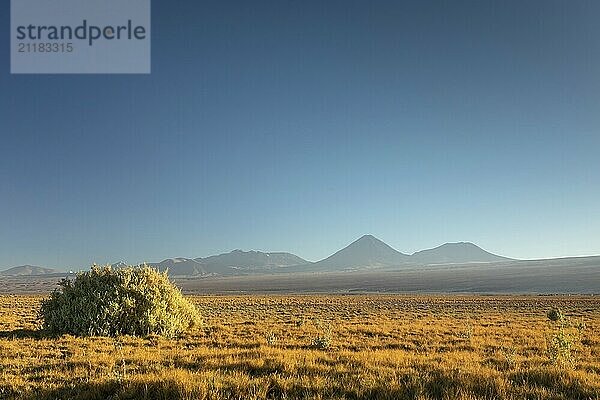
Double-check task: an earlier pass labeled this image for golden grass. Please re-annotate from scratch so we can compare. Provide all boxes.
[0,295,598,399]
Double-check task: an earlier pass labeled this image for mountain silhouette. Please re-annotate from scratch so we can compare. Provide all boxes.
[311,234,409,269]
[148,258,208,276]
[2,236,523,278]
[197,250,306,274]
[110,261,128,269]
[410,242,511,264]
[0,265,56,276]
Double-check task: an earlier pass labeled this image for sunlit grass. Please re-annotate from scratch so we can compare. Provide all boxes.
[0,295,598,399]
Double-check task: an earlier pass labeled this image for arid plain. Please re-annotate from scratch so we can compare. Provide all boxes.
[0,294,598,400]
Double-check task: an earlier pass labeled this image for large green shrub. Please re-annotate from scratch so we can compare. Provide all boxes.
[40,265,201,337]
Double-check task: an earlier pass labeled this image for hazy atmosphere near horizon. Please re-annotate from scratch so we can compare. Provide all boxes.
[1,0,599,269]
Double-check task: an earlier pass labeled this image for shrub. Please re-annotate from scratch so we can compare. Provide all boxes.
[547,307,564,323]
[311,334,332,350]
[500,345,517,369]
[40,265,201,337]
[547,330,574,367]
[310,319,332,350]
[545,307,579,367]
[457,320,473,340]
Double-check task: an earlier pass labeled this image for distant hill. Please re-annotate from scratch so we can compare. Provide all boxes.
[110,261,128,269]
[6,235,574,279]
[197,250,307,274]
[410,242,511,264]
[148,258,208,276]
[0,265,56,276]
[176,255,600,294]
[107,251,306,277]
[3,236,599,294]
[310,235,409,270]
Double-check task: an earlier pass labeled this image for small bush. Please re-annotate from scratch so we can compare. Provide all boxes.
[545,307,580,368]
[547,307,564,322]
[40,265,201,337]
[310,319,332,350]
[311,334,332,350]
[457,320,473,340]
[547,330,574,367]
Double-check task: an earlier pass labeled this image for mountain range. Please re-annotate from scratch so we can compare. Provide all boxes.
[310,235,409,269]
[0,265,57,276]
[411,242,510,264]
[0,235,517,276]
[140,251,307,276]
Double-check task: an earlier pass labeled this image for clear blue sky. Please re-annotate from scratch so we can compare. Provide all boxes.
[1,1,599,269]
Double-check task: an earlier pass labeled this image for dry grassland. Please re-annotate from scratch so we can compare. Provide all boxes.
[0,295,598,399]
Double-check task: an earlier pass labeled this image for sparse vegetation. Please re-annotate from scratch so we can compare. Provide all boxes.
[39,265,201,337]
[265,331,278,346]
[310,319,333,350]
[457,319,473,340]
[547,307,565,322]
[545,307,585,368]
[500,345,517,370]
[0,295,598,399]
[310,333,332,350]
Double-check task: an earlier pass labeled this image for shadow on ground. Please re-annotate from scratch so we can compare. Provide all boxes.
[3,379,424,400]
[4,369,599,400]
[0,329,47,339]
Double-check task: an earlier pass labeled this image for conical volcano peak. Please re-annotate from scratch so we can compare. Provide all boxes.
[411,242,510,264]
[313,235,409,268]
[359,234,376,239]
[352,234,390,247]
[356,234,377,242]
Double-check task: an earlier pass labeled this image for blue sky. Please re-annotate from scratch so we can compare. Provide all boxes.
[1,1,599,268]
